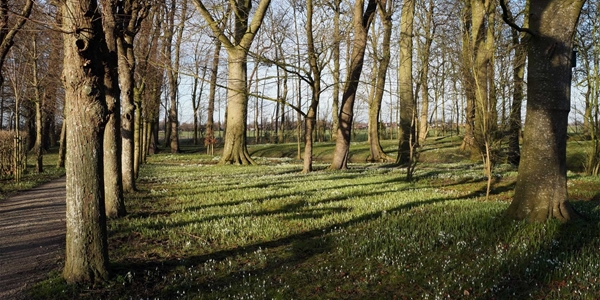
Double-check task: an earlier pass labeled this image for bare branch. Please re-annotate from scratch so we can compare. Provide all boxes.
[499,0,537,36]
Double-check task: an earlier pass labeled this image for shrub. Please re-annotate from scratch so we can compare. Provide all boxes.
[0,130,27,179]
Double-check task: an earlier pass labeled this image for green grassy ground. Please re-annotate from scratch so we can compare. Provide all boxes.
[0,150,65,201]
[29,137,600,299]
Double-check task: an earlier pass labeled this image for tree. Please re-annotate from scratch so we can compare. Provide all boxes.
[190,40,209,146]
[135,4,163,157]
[118,0,151,190]
[100,0,126,218]
[206,32,223,153]
[459,1,476,152]
[267,6,288,144]
[328,0,343,141]
[469,0,499,198]
[504,0,529,167]
[302,0,324,173]
[416,0,436,145]
[61,0,110,283]
[573,1,600,175]
[30,35,43,173]
[366,0,394,163]
[396,0,416,166]
[505,0,586,222]
[0,0,33,180]
[330,0,378,170]
[192,0,272,165]
[164,0,187,153]
[42,5,64,156]
[0,0,33,89]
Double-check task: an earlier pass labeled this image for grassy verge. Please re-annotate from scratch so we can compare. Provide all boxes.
[28,138,600,299]
[0,150,65,201]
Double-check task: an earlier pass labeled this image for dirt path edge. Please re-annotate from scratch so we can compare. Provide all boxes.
[0,177,66,299]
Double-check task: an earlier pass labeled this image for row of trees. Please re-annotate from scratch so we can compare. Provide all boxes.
[0,0,592,286]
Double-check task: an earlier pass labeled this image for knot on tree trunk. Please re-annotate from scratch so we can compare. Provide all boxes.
[76,38,88,52]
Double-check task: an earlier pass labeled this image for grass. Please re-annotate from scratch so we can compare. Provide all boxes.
[0,149,65,202]
[27,136,600,299]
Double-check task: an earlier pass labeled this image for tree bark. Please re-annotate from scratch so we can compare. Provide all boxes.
[206,36,222,146]
[506,3,529,167]
[330,0,378,170]
[417,0,435,145]
[460,1,476,152]
[369,0,394,163]
[57,116,66,168]
[470,0,495,161]
[31,36,43,173]
[221,48,255,164]
[331,0,341,141]
[134,87,143,178]
[397,0,416,165]
[100,0,126,218]
[506,0,585,222]
[119,0,149,191]
[302,0,322,173]
[61,0,109,283]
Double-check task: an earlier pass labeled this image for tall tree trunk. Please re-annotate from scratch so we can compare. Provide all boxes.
[274,52,288,144]
[44,10,63,150]
[506,0,585,222]
[100,0,125,218]
[367,0,393,163]
[57,116,66,168]
[303,0,322,173]
[279,71,287,143]
[61,0,109,283]
[506,2,529,167]
[149,115,159,154]
[254,74,260,144]
[331,0,341,141]
[119,0,149,191]
[191,51,206,146]
[397,0,416,165]
[330,0,378,170]
[471,0,491,160]
[168,0,186,153]
[460,1,476,152]
[206,38,221,145]
[417,0,435,145]
[31,36,43,173]
[220,48,254,164]
[119,37,137,191]
[134,87,143,178]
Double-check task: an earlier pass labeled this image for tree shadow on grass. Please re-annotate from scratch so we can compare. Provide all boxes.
[108,188,510,299]
[479,205,600,298]
[138,174,491,231]
[128,170,507,233]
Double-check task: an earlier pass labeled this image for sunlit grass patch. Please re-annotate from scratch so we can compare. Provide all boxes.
[28,147,600,299]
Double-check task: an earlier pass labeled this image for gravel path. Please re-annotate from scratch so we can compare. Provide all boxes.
[0,177,66,299]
